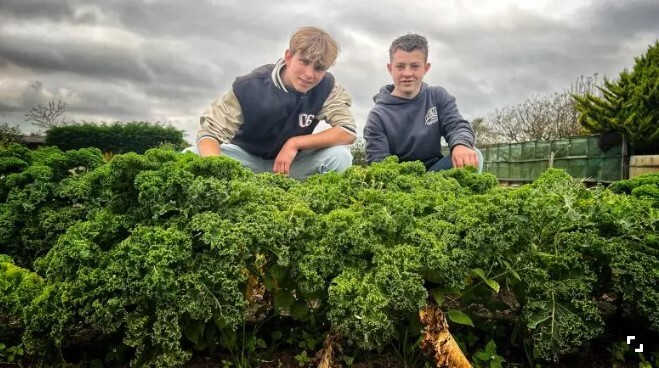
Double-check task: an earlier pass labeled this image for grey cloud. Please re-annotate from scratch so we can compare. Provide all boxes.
[0,80,70,132]
[1,0,658,143]
[0,76,148,122]
[142,46,224,89]
[142,84,217,115]
[0,0,114,26]
[111,1,289,41]
[0,35,152,82]
[0,81,55,113]
[0,30,232,94]
[413,4,656,117]
[0,0,78,22]
[586,0,659,39]
[72,91,150,118]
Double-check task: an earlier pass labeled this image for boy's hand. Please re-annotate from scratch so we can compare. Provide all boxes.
[451,144,479,169]
[273,138,300,176]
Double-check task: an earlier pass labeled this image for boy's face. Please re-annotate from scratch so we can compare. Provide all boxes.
[387,49,430,99]
[282,49,328,93]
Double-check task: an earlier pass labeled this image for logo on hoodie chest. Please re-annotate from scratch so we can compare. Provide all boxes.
[425,107,438,126]
[298,114,316,128]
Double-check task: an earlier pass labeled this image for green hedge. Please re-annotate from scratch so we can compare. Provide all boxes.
[45,122,188,154]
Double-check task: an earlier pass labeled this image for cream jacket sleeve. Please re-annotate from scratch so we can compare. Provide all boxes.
[316,83,357,136]
[196,90,244,145]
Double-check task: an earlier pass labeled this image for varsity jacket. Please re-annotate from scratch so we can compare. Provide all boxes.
[197,59,356,159]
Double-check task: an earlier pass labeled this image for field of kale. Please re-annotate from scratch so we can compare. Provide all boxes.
[1,144,658,367]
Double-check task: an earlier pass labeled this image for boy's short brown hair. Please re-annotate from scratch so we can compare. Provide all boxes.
[289,27,339,70]
[389,33,429,62]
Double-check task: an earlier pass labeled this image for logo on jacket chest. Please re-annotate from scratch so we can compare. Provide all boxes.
[425,107,438,126]
[299,114,316,128]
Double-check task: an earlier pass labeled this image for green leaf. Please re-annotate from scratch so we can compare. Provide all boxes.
[290,301,310,321]
[483,279,500,293]
[471,268,500,293]
[183,320,204,344]
[269,265,287,283]
[447,309,474,327]
[472,268,487,279]
[274,289,294,312]
[527,314,551,329]
[263,275,276,291]
[474,351,491,361]
[485,340,497,354]
[502,260,521,281]
[219,329,237,349]
[431,289,445,305]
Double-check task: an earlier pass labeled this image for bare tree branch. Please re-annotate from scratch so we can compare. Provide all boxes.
[24,99,74,130]
[480,74,601,144]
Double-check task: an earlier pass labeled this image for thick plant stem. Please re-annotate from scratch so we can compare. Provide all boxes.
[316,332,340,368]
[419,305,472,368]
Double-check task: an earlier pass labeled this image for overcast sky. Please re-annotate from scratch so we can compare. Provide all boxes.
[1,0,658,144]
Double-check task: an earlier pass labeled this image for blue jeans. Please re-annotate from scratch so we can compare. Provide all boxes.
[183,143,353,180]
[427,147,484,173]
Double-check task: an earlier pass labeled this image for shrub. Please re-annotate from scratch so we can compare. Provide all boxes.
[46,122,188,154]
[575,41,659,154]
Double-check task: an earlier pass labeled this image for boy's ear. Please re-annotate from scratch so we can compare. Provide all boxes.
[284,49,293,64]
[387,63,393,74]
[425,62,431,73]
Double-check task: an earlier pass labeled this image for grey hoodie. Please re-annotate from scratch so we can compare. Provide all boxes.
[363,83,475,167]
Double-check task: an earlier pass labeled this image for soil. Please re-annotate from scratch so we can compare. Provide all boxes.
[184,350,404,368]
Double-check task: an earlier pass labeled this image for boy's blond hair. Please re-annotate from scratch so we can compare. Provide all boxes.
[289,27,339,70]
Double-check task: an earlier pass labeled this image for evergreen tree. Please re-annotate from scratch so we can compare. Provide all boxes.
[574,41,659,154]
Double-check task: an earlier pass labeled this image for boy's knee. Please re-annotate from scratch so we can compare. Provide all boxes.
[321,145,353,173]
[474,147,484,173]
[182,146,199,155]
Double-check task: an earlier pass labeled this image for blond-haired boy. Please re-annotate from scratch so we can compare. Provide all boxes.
[194,27,356,180]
